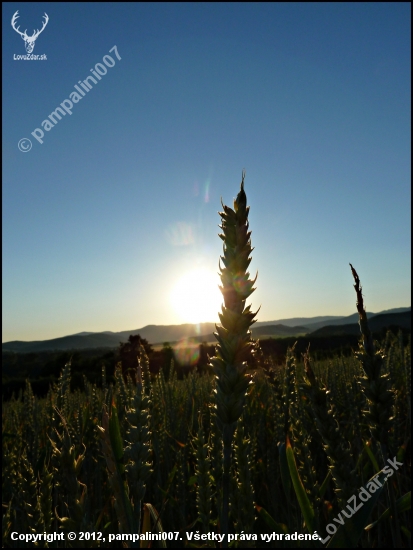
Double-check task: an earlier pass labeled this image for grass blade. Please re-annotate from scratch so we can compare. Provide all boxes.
[326,470,387,548]
[286,435,315,533]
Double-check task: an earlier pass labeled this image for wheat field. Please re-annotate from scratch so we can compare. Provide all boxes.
[2,179,411,548]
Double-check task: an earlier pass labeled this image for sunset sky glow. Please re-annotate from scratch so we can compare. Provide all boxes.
[3,2,411,342]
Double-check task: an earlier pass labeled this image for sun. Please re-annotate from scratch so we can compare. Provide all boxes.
[170,268,222,323]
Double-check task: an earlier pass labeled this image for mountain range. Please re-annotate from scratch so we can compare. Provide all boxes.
[2,307,410,353]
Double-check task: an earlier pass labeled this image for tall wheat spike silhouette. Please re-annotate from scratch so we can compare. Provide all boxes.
[210,171,258,546]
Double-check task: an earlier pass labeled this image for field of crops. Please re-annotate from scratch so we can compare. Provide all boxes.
[2,178,411,547]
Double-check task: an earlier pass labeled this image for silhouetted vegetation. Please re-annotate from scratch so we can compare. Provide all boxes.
[3,325,410,400]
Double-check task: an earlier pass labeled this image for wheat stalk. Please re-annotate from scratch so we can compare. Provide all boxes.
[209,171,258,546]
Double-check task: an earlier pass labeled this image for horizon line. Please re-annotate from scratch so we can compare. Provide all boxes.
[2,306,410,344]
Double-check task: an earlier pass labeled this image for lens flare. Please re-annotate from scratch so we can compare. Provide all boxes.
[204,179,210,203]
[174,339,200,366]
[165,222,195,246]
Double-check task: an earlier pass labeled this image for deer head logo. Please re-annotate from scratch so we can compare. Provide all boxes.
[11,11,49,54]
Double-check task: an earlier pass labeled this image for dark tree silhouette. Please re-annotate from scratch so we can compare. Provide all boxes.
[118,334,153,382]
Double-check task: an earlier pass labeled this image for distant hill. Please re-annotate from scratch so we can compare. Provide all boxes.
[2,307,410,353]
[255,315,342,328]
[251,324,309,338]
[304,312,375,331]
[2,323,217,353]
[310,311,411,337]
[117,323,217,344]
[2,332,122,353]
[254,307,410,330]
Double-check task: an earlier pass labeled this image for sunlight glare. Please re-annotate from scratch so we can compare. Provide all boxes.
[170,268,222,323]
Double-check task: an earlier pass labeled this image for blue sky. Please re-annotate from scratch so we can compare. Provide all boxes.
[3,2,411,342]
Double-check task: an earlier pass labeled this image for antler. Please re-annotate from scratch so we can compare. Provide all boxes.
[31,13,49,40]
[11,11,26,38]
